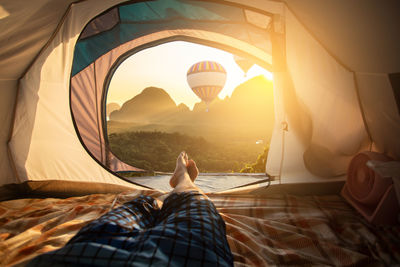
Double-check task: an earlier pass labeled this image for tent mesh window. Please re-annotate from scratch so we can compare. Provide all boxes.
[70,0,273,191]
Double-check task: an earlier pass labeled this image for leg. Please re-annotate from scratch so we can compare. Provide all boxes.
[67,195,159,245]
[155,152,233,266]
[27,195,161,266]
[28,153,233,266]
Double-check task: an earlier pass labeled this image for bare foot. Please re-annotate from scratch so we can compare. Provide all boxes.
[167,152,205,196]
[169,152,189,188]
[187,159,199,182]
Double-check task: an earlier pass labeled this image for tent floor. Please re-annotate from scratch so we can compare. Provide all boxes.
[0,178,345,201]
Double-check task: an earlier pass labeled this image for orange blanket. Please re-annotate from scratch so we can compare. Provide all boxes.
[1,191,399,266]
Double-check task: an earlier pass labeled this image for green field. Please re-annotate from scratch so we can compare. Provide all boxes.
[108,131,268,173]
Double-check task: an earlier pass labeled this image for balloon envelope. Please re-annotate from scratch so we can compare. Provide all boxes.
[234,55,254,75]
[187,61,227,105]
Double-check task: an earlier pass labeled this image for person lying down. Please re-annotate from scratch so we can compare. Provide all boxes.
[28,152,234,266]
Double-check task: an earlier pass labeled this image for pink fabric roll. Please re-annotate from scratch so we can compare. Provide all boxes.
[347,152,393,206]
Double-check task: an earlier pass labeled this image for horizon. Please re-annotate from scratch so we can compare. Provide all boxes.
[107,74,272,112]
[107,41,273,110]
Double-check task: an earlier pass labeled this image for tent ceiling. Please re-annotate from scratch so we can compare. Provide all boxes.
[0,0,77,80]
[1,0,399,82]
[284,0,400,73]
[0,0,398,190]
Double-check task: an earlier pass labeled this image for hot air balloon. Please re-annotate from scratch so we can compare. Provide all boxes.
[187,61,227,112]
[234,55,254,77]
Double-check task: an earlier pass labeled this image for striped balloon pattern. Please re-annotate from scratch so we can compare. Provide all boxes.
[187,61,227,107]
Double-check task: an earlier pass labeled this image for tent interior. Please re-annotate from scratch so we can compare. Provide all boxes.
[0,0,400,265]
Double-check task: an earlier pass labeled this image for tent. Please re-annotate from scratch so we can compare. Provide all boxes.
[1,0,399,198]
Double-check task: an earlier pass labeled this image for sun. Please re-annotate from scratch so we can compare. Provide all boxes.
[248,65,273,81]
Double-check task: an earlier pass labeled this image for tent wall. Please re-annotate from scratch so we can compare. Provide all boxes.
[266,7,369,180]
[7,0,144,189]
[281,0,400,165]
[266,3,400,181]
[284,0,400,74]
[0,81,17,186]
[356,73,400,159]
[0,0,76,186]
[0,0,399,191]
[288,8,369,177]
[72,0,273,76]
[0,0,76,79]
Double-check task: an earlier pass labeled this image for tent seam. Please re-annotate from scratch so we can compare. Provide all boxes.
[93,62,104,162]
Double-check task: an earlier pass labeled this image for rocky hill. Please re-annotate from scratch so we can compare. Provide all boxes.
[108,75,275,141]
[110,87,190,123]
[106,102,120,117]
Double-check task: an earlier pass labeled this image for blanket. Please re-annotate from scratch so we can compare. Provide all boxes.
[0,191,399,266]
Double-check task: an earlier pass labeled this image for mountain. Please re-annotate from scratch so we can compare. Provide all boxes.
[224,74,275,128]
[109,87,189,123]
[186,75,274,128]
[108,76,275,141]
[106,102,120,117]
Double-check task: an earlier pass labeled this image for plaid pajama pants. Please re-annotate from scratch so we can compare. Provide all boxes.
[28,191,234,266]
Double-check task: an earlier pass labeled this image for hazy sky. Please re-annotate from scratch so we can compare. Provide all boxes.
[107,41,272,110]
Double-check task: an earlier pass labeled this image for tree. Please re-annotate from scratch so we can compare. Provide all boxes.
[240,145,269,173]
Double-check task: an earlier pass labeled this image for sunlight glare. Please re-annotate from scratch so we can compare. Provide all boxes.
[107,41,273,110]
[0,6,10,20]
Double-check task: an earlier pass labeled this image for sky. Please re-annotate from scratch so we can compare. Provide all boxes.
[107,41,273,110]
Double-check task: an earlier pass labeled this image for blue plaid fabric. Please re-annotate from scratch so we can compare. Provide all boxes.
[28,191,233,266]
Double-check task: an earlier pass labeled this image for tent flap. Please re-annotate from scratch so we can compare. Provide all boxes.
[72,0,272,76]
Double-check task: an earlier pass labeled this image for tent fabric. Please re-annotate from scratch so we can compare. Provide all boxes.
[0,0,399,192]
[0,180,144,202]
[0,0,76,79]
[0,80,17,186]
[266,8,369,180]
[278,9,370,178]
[356,73,400,159]
[0,0,77,187]
[283,0,400,74]
[72,0,272,76]
[389,73,400,113]
[7,0,143,189]
[79,7,120,40]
